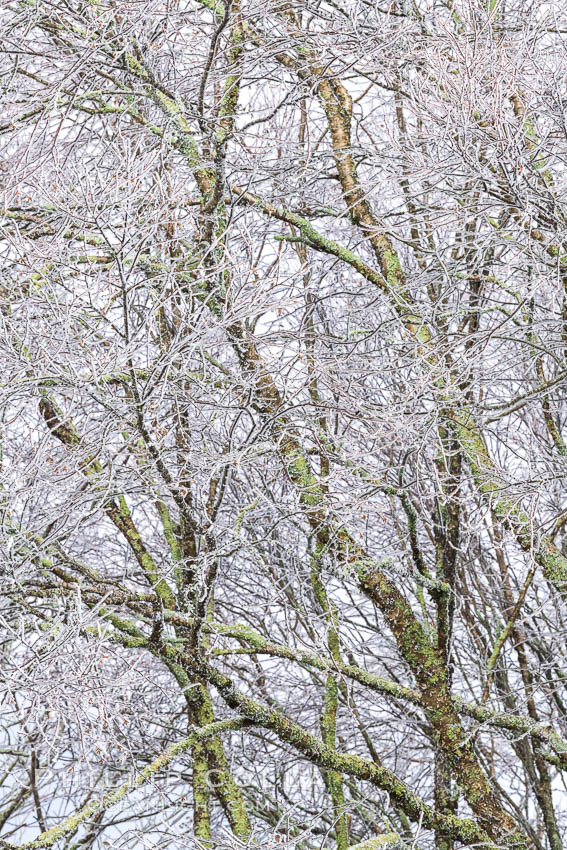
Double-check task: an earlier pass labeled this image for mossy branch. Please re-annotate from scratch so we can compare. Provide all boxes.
[39,395,175,607]
[0,719,250,850]
[173,654,497,847]
[450,409,567,589]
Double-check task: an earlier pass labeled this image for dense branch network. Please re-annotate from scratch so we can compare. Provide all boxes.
[2,1,567,849]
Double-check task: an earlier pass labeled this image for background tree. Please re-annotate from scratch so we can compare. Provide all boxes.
[2,0,567,848]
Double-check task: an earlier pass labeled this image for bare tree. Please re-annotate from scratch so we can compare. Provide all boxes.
[2,1,567,848]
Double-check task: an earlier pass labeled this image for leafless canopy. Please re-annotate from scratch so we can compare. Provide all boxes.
[2,1,567,848]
